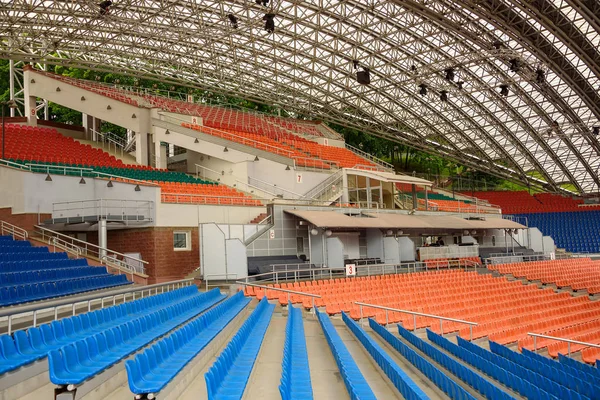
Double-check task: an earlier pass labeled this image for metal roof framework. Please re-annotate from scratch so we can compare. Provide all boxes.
[0,0,599,193]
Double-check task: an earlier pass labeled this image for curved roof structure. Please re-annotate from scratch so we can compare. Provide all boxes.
[1,0,599,193]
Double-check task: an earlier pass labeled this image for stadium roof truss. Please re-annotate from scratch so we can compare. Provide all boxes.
[1,0,599,193]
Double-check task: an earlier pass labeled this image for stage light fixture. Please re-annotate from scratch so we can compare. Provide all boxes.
[99,0,112,15]
[499,84,509,97]
[263,13,275,33]
[593,126,600,136]
[536,69,546,84]
[353,60,359,70]
[440,90,448,102]
[418,83,428,96]
[356,67,370,85]
[509,58,520,73]
[444,68,455,81]
[456,81,464,90]
[228,13,238,29]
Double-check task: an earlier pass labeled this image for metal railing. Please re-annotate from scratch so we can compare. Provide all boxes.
[345,144,394,171]
[301,169,343,201]
[34,225,148,276]
[234,180,279,200]
[248,176,303,199]
[0,220,28,241]
[528,332,600,356]
[236,281,321,312]
[293,156,339,172]
[0,279,193,334]
[50,236,82,259]
[52,199,154,222]
[161,192,264,206]
[355,302,477,340]
[92,129,126,157]
[195,164,224,183]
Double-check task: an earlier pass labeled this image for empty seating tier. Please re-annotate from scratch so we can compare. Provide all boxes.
[205,296,274,399]
[369,319,476,400]
[49,288,225,385]
[490,258,600,294]
[2,126,261,206]
[0,237,129,306]
[342,312,428,399]
[0,285,200,375]
[126,291,250,395]
[245,270,600,362]
[515,211,600,253]
[315,308,376,399]
[279,304,313,400]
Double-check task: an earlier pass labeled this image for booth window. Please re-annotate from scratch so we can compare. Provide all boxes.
[173,231,191,251]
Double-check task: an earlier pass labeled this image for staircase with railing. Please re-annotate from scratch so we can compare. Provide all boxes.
[0,220,28,241]
[344,143,394,172]
[300,169,344,203]
[32,225,149,280]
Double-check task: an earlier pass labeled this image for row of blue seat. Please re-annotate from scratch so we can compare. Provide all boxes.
[0,241,30,248]
[1,252,68,262]
[0,235,13,240]
[0,258,89,272]
[315,309,376,400]
[0,246,45,254]
[205,296,274,399]
[557,353,600,382]
[456,337,584,400]
[397,325,514,400]
[0,274,131,307]
[280,304,312,400]
[0,267,108,287]
[488,342,597,399]
[342,313,427,399]
[426,330,555,400]
[49,288,226,385]
[126,291,251,395]
[369,319,475,400]
[0,285,201,375]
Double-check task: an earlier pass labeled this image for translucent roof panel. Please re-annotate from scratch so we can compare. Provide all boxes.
[1,0,599,193]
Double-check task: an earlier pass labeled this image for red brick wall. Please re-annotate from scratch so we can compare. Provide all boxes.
[88,227,199,283]
[0,208,52,233]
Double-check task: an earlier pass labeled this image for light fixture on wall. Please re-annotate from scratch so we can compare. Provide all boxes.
[194,138,199,143]
[254,156,259,161]
[325,230,333,237]
[285,165,291,170]
[56,87,61,92]
[131,114,136,119]
[45,174,52,181]
[135,185,141,192]
[463,230,469,235]
[79,177,86,184]
[80,96,86,101]
[165,129,170,135]
[386,229,393,236]
[471,230,476,235]
[223,147,228,152]
[310,228,318,236]
[107,180,113,187]
[397,230,403,236]
[30,79,35,83]
[106,105,112,110]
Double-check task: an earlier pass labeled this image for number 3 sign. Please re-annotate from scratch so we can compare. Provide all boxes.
[345,264,356,276]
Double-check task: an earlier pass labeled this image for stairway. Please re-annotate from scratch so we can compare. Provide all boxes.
[249,212,269,224]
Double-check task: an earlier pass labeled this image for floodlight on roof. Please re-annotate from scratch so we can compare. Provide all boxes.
[228,14,238,29]
[509,58,520,73]
[440,90,448,102]
[418,83,428,96]
[536,69,546,84]
[444,68,455,81]
[593,126,599,136]
[499,84,509,97]
[263,13,275,33]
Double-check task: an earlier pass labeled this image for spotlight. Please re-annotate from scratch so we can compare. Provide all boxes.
[536,69,546,84]
[99,0,112,16]
[444,68,455,81]
[227,14,238,29]
[353,60,359,70]
[263,13,275,33]
[418,83,428,96]
[492,40,503,50]
[256,0,268,5]
[356,67,370,85]
[440,90,448,102]
[593,126,599,136]
[456,81,464,90]
[499,84,509,97]
[509,58,520,73]
[410,65,417,73]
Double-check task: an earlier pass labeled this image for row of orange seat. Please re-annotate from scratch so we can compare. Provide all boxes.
[489,258,600,294]
[244,270,600,363]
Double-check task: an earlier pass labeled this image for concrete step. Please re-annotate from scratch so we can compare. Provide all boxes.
[331,318,402,399]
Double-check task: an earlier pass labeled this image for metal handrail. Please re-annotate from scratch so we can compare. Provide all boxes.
[205,273,238,291]
[236,281,321,313]
[35,225,148,275]
[234,179,278,199]
[50,236,82,259]
[248,176,303,198]
[161,192,263,206]
[355,301,477,340]
[528,332,600,356]
[1,279,194,334]
[301,169,343,200]
[0,220,28,240]
[345,143,394,170]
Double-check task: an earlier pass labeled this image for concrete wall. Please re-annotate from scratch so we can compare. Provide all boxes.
[156,203,265,227]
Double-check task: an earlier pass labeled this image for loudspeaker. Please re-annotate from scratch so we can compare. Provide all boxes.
[357,69,370,85]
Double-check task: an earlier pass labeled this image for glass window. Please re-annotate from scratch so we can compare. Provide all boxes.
[173,231,190,251]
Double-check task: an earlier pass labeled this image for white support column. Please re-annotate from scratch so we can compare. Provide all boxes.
[9,60,16,117]
[98,219,107,260]
[341,170,349,203]
[366,177,372,208]
[135,131,149,165]
[23,94,37,126]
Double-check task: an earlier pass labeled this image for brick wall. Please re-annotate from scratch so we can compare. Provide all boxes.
[88,227,199,283]
[0,208,52,233]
